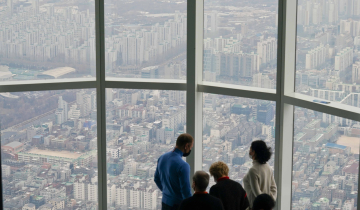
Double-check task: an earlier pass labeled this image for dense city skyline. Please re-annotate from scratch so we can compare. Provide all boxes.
[1,0,360,209]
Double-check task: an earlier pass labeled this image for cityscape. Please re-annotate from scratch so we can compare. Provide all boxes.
[292,107,360,210]
[0,88,278,210]
[292,0,360,209]
[0,0,360,209]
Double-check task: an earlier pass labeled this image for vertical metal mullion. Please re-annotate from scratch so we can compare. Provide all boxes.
[186,0,204,182]
[95,0,107,208]
[277,103,294,210]
[358,145,360,210]
[0,125,3,209]
[274,0,286,208]
[275,0,297,209]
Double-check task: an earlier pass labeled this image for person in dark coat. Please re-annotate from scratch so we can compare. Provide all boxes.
[209,161,249,210]
[252,194,275,210]
[178,171,224,210]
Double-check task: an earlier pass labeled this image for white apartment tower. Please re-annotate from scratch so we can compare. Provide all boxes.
[7,0,13,16]
[305,44,327,69]
[74,181,87,200]
[74,178,98,202]
[76,91,92,117]
[33,0,39,14]
[335,47,353,71]
[2,165,11,177]
[353,62,360,83]
[328,0,339,24]
[106,88,114,103]
[58,96,68,122]
[211,11,218,33]
[257,37,277,67]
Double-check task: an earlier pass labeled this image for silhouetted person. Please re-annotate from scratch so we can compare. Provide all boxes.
[209,161,249,210]
[252,194,275,210]
[243,140,277,209]
[154,133,194,210]
[178,171,224,210]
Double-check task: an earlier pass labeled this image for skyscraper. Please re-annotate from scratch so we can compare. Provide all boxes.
[335,47,353,71]
[257,102,274,125]
[257,37,277,67]
[7,0,12,16]
[211,11,218,33]
[352,61,360,83]
[33,0,39,14]
[58,96,68,122]
[106,89,114,103]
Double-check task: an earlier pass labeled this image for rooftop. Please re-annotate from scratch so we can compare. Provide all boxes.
[3,141,23,149]
[325,143,347,150]
[343,162,358,174]
[141,66,158,71]
[0,70,12,79]
[27,148,83,159]
[38,67,75,78]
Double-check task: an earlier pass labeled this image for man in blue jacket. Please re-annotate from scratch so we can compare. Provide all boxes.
[154,133,194,210]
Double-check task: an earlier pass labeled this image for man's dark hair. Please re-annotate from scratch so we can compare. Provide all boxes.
[193,171,210,192]
[253,194,275,210]
[251,140,272,164]
[176,133,194,148]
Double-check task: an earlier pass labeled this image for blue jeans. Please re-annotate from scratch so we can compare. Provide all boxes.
[162,202,179,210]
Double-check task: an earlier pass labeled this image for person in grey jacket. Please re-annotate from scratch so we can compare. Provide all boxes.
[243,140,277,209]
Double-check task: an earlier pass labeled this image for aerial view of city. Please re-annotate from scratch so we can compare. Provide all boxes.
[1,0,360,209]
[1,89,99,209]
[292,0,360,208]
[203,0,278,88]
[292,107,360,210]
[202,94,275,190]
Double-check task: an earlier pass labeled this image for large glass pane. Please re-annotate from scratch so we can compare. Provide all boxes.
[104,1,187,80]
[106,89,186,209]
[0,0,95,82]
[292,107,359,209]
[0,89,98,209]
[202,93,276,189]
[295,0,360,109]
[203,0,278,89]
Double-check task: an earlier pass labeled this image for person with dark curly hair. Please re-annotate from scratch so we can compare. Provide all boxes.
[252,194,275,210]
[243,140,277,209]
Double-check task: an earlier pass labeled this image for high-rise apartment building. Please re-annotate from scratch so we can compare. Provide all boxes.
[33,0,39,14]
[211,11,218,33]
[352,61,360,83]
[257,102,274,125]
[7,0,12,16]
[329,0,339,23]
[108,183,158,210]
[76,91,92,117]
[335,47,353,71]
[58,96,68,122]
[305,44,327,70]
[257,37,277,67]
[2,165,11,177]
[252,73,276,89]
[74,177,98,202]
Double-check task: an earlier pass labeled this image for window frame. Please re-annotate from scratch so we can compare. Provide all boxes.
[1,0,360,209]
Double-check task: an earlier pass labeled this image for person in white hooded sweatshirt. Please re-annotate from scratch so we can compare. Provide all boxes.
[243,140,277,210]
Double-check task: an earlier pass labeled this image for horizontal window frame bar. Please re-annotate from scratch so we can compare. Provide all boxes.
[198,82,277,101]
[284,93,360,122]
[0,79,96,93]
[105,78,187,90]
